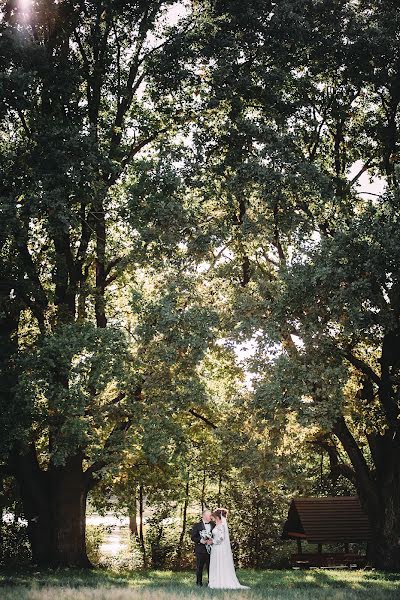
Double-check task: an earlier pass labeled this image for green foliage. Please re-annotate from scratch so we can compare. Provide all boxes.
[0,520,31,568]
[15,323,128,465]
[1,0,400,571]
[85,524,105,566]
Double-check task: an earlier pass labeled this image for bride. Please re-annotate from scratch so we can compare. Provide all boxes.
[207,508,249,589]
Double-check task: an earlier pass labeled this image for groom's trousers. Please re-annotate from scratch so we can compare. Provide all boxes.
[195,549,210,586]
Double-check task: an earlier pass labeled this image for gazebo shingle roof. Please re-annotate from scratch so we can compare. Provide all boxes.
[282,496,372,543]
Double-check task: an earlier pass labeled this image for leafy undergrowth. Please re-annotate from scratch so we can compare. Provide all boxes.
[0,568,399,599]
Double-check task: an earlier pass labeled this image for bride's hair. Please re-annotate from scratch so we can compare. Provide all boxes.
[212,507,228,519]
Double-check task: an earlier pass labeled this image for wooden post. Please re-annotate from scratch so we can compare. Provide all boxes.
[344,543,349,553]
[297,539,302,554]
[366,541,371,559]
[317,543,322,554]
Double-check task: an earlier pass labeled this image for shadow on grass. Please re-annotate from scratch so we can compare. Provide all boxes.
[240,569,400,591]
[0,567,399,595]
[0,566,129,589]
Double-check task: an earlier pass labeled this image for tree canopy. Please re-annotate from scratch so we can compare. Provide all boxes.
[0,0,399,571]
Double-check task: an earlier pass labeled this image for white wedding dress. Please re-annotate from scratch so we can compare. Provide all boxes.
[208,516,249,589]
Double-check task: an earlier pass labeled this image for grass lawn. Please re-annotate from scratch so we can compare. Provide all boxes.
[0,568,399,600]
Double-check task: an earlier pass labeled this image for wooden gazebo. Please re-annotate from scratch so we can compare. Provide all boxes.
[282,496,372,568]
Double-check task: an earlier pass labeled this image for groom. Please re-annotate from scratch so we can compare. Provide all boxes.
[190,509,215,586]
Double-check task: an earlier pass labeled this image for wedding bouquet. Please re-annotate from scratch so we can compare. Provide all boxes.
[200,529,213,553]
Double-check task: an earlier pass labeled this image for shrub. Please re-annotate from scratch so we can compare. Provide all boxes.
[0,519,31,567]
[86,524,105,565]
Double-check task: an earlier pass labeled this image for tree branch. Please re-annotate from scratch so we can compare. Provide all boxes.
[15,107,31,138]
[109,4,157,153]
[343,351,381,386]
[84,418,131,487]
[272,202,285,262]
[15,236,48,331]
[84,387,142,487]
[333,416,379,511]
[107,126,170,185]
[349,157,375,186]
[188,408,217,429]
[308,437,356,484]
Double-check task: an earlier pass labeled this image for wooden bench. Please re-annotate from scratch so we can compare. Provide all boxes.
[291,552,368,568]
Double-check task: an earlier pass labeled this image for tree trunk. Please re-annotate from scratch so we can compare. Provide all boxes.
[333,418,400,571]
[94,197,108,329]
[217,472,222,506]
[139,484,147,567]
[0,489,3,562]
[179,478,190,546]
[254,498,261,569]
[175,477,190,566]
[201,468,206,512]
[129,489,141,560]
[50,455,92,567]
[129,503,138,538]
[11,444,53,565]
[12,447,92,567]
[369,455,400,570]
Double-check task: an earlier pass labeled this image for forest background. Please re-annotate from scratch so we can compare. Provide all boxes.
[1,0,400,573]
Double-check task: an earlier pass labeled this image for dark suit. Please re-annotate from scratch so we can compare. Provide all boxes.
[191,520,215,586]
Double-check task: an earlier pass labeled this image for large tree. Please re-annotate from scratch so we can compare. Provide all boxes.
[2,0,400,572]
[171,0,400,569]
[0,0,199,567]
[262,195,400,570]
